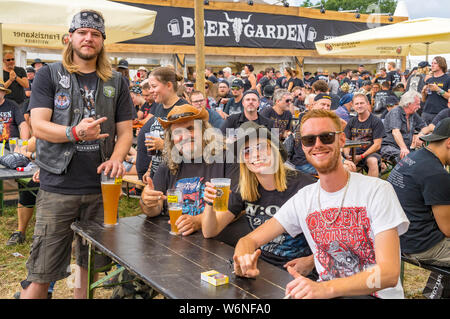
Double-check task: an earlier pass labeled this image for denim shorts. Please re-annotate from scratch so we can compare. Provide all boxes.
[25,190,111,283]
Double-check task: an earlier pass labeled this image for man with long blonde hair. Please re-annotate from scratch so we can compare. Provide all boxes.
[21,9,133,299]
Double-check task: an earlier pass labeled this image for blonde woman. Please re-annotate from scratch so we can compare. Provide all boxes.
[201,121,317,276]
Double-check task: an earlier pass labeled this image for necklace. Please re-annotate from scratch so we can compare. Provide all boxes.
[317,172,351,225]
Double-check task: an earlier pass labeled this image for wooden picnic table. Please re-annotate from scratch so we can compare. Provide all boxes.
[71,214,293,299]
[344,139,372,163]
[0,164,38,215]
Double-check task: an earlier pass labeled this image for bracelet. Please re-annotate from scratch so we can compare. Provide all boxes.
[71,125,80,142]
[66,126,76,142]
[438,89,446,96]
[31,152,36,160]
[361,154,365,159]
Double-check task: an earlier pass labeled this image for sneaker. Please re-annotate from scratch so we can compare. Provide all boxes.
[6,231,25,246]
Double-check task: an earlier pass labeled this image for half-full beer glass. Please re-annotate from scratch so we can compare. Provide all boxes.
[211,178,231,212]
[101,172,122,227]
[167,188,183,235]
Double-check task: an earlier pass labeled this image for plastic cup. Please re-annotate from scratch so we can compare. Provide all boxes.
[211,178,231,212]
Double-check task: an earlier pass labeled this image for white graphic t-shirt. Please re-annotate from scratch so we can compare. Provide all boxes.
[274,172,409,299]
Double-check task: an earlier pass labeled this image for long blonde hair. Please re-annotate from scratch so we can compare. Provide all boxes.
[62,10,112,82]
[162,119,226,175]
[238,139,289,202]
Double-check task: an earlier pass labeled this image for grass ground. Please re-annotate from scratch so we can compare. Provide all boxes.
[0,193,430,299]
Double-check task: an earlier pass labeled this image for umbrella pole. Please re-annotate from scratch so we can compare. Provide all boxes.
[425,42,430,63]
[194,0,205,97]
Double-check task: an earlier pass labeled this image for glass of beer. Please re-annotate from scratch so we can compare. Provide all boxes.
[167,188,183,235]
[145,131,160,156]
[211,178,231,212]
[101,172,123,227]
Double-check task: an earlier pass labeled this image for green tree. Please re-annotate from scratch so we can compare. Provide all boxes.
[302,0,398,14]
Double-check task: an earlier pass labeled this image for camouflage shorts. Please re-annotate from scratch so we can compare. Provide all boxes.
[110,269,158,299]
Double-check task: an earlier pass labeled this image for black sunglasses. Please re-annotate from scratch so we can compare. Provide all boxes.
[300,131,342,147]
[168,112,196,121]
[285,99,292,103]
[5,58,14,62]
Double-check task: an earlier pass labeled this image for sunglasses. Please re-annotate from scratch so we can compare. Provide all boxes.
[285,99,292,103]
[300,131,342,147]
[231,86,241,90]
[5,58,14,62]
[167,112,196,121]
[205,86,209,89]
[185,83,194,88]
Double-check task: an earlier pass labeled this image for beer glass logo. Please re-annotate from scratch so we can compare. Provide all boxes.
[167,19,181,36]
[307,27,317,42]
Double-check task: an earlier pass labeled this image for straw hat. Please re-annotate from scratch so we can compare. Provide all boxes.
[0,81,12,95]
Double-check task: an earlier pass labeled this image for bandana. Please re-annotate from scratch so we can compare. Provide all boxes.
[69,11,106,39]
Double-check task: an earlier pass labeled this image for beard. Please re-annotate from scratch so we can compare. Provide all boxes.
[305,145,341,175]
[73,44,102,61]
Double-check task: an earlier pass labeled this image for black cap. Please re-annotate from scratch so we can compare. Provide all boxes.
[420,118,450,142]
[304,71,311,76]
[385,95,399,106]
[231,78,244,88]
[362,80,372,86]
[236,121,288,162]
[242,89,260,101]
[31,58,45,67]
[263,85,275,97]
[314,93,332,101]
[26,66,35,73]
[418,61,430,68]
[118,59,128,69]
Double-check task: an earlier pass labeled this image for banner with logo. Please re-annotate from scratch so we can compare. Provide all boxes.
[121,2,372,49]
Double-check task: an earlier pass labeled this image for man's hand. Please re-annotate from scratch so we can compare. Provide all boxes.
[140,178,166,209]
[343,159,357,172]
[285,266,333,299]
[175,214,198,236]
[32,169,40,183]
[75,117,109,141]
[146,136,164,152]
[428,83,440,92]
[97,159,124,179]
[399,147,410,159]
[9,70,17,81]
[233,249,261,278]
[283,255,315,277]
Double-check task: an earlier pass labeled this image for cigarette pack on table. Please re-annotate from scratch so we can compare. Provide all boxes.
[201,270,229,286]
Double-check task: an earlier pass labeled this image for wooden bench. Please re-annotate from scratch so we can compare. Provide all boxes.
[122,175,145,198]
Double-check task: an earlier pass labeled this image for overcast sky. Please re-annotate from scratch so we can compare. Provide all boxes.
[404,0,450,19]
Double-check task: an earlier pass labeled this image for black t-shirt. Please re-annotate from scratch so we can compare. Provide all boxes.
[220,112,274,137]
[260,107,292,139]
[374,76,388,87]
[387,71,401,89]
[406,74,426,93]
[290,113,308,166]
[423,74,450,115]
[373,90,398,117]
[153,158,239,216]
[228,171,316,266]
[387,148,450,254]
[344,114,385,155]
[303,77,315,87]
[0,98,25,142]
[258,76,276,93]
[137,98,188,179]
[223,97,243,116]
[140,101,157,118]
[29,65,133,194]
[3,67,27,104]
[431,108,450,126]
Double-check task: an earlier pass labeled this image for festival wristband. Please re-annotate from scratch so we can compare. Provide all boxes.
[66,126,76,142]
[361,154,365,159]
[71,125,80,142]
[438,89,446,96]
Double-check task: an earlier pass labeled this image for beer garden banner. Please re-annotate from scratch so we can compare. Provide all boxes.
[121,2,374,50]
